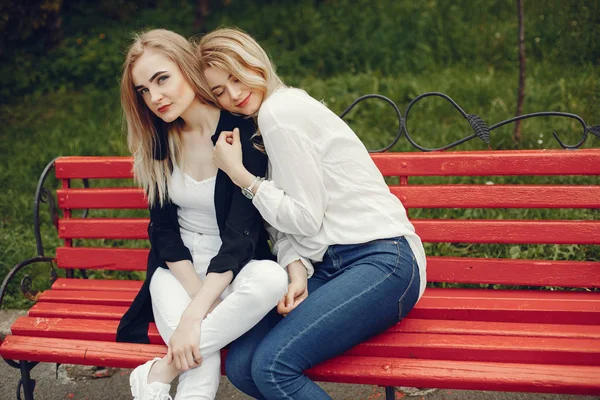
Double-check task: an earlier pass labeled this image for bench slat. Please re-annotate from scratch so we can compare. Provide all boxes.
[426,257,600,287]
[54,151,600,179]
[12,317,162,345]
[388,318,600,339]
[391,185,600,208]
[346,332,600,366]
[415,220,600,244]
[59,219,148,240]
[28,302,128,320]
[51,278,142,291]
[308,355,600,395]
[415,288,600,325]
[58,218,600,244]
[56,185,600,209]
[56,247,148,270]
[0,335,165,368]
[55,249,600,287]
[373,150,600,177]
[1,335,598,395]
[38,290,134,305]
[55,157,134,179]
[57,188,146,209]
[413,297,599,325]
[423,287,597,300]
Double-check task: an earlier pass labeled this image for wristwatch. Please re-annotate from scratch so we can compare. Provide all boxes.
[242,176,264,199]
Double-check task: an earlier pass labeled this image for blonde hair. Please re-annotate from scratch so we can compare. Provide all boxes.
[121,29,214,206]
[195,27,284,115]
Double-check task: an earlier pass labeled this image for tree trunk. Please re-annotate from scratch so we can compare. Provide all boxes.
[194,0,212,32]
[514,0,526,146]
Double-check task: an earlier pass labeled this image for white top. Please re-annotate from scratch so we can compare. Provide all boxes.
[168,164,219,236]
[253,87,427,298]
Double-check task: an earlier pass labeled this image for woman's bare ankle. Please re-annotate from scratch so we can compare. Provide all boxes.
[147,357,178,384]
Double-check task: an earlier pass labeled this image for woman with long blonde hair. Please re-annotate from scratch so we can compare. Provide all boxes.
[116,29,288,400]
[202,28,427,400]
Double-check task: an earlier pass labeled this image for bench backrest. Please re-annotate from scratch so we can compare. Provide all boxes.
[54,150,600,289]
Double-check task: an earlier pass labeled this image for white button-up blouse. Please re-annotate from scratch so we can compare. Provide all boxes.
[253,87,427,298]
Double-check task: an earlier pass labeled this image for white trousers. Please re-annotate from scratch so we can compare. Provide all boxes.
[150,231,287,400]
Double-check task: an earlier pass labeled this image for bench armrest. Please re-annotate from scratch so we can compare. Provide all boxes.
[0,256,57,310]
[33,158,60,257]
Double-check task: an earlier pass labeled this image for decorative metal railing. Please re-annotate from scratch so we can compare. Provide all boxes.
[340,92,599,152]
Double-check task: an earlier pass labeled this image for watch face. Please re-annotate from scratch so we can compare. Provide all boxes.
[242,188,254,199]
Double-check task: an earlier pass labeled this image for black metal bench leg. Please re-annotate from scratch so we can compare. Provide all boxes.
[385,386,396,400]
[18,361,36,400]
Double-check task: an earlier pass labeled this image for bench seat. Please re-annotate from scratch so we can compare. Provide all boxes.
[3,280,599,394]
[2,151,599,399]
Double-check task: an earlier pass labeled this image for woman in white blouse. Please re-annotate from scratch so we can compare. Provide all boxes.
[201,28,427,400]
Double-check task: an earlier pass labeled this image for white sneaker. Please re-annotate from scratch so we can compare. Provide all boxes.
[130,358,172,400]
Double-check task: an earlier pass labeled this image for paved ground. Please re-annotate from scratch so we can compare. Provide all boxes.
[1,361,598,400]
[1,311,598,400]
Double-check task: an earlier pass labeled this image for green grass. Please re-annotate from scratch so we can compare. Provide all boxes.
[294,64,598,152]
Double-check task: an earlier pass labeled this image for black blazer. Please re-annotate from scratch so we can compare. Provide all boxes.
[116,111,275,344]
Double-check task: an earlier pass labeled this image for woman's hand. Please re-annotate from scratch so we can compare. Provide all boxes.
[214,128,259,189]
[213,128,244,179]
[166,317,202,371]
[277,260,309,317]
[277,279,308,316]
[166,271,232,371]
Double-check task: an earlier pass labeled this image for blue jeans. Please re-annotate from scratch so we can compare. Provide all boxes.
[226,236,421,399]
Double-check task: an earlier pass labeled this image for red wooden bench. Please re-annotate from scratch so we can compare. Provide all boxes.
[1,150,600,399]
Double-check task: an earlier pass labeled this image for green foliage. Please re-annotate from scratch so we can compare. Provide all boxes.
[1,0,195,99]
[2,0,599,100]
[0,0,64,55]
[0,0,599,308]
[197,0,600,76]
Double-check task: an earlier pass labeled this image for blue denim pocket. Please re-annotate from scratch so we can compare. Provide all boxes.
[328,238,402,275]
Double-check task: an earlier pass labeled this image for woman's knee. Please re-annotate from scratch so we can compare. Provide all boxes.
[260,260,288,286]
[264,261,288,297]
[244,260,288,302]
